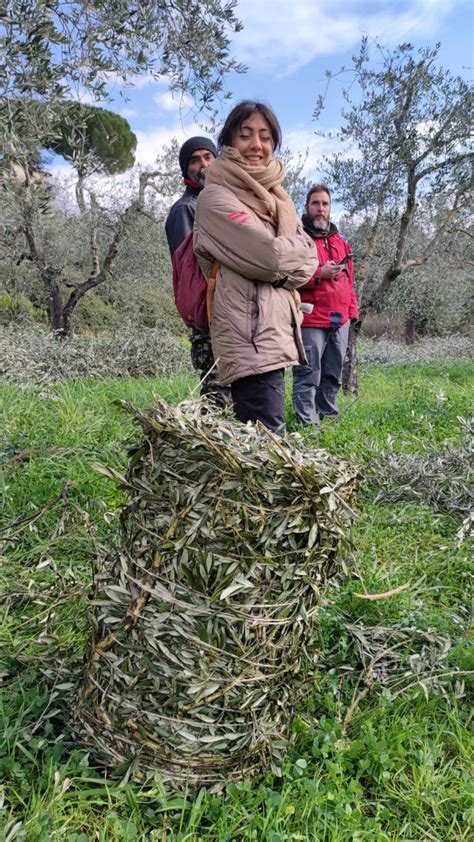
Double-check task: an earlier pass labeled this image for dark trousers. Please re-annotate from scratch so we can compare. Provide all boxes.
[231,368,286,434]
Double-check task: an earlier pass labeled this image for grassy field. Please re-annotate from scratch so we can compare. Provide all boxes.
[1,359,472,841]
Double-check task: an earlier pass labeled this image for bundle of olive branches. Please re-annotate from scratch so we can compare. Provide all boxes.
[76,399,358,789]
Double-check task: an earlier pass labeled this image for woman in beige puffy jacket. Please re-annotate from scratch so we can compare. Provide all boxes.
[193,100,318,434]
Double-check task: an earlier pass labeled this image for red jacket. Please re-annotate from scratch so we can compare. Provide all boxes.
[300,217,358,329]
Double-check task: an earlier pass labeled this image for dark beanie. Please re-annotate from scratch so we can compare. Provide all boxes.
[179,136,217,177]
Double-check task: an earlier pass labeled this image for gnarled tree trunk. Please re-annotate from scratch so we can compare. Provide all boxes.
[20,180,154,336]
[342,321,360,394]
[404,312,417,345]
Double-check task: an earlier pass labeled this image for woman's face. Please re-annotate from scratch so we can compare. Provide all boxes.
[231,112,273,167]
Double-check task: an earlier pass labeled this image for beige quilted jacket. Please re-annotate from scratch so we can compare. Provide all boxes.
[194,183,318,386]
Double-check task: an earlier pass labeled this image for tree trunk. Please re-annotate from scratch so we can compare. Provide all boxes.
[43,267,68,336]
[75,172,87,214]
[342,321,360,395]
[404,313,417,345]
[48,290,65,334]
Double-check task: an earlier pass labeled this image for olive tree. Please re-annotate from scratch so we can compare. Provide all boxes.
[342,201,473,342]
[7,165,172,335]
[316,39,473,391]
[2,0,242,153]
[281,148,312,213]
[1,135,192,335]
[385,198,473,340]
[1,1,243,335]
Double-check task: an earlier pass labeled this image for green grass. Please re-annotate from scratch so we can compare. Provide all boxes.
[1,360,472,841]
[288,360,473,456]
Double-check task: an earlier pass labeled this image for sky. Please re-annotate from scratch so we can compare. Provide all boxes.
[53,0,473,183]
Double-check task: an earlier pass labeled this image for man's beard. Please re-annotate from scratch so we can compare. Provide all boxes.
[196,168,207,187]
[312,216,329,231]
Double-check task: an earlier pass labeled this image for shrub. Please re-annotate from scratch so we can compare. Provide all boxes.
[361,314,406,341]
[0,291,43,325]
[80,276,184,335]
[73,292,123,332]
[134,288,184,333]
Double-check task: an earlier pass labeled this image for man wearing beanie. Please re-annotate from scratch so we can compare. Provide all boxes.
[166,137,217,254]
[165,137,231,407]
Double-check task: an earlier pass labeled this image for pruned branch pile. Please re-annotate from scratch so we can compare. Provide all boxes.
[76,400,359,788]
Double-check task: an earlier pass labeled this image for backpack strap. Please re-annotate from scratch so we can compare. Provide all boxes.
[206,260,220,326]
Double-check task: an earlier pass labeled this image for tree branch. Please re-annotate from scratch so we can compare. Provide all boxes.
[416,150,473,183]
[356,184,388,304]
[88,191,100,278]
[393,79,416,168]
[413,105,467,168]
[400,185,467,272]
[61,177,157,331]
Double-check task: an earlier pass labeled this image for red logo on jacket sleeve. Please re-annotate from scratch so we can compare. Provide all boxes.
[227,211,251,225]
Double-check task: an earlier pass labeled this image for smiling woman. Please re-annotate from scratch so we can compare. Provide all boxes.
[193,100,318,433]
[231,112,274,167]
[217,100,282,164]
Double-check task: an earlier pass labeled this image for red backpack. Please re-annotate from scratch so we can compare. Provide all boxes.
[172,232,218,330]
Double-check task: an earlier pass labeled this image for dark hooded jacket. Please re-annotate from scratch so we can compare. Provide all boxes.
[165,185,201,256]
[299,215,358,330]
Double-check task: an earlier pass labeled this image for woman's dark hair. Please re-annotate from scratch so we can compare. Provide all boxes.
[217,100,282,152]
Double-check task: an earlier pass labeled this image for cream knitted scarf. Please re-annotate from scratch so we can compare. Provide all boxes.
[205,147,301,237]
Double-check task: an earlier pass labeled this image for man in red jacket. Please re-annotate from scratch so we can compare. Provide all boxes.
[292,184,358,425]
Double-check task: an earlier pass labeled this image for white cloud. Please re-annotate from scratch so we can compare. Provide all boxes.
[134,124,213,166]
[283,126,360,173]
[49,161,75,180]
[102,70,168,91]
[232,0,458,75]
[153,91,194,112]
[283,128,341,172]
[49,162,78,209]
[49,164,144,212]
[67,85,99,105]
[97,70,170,107]
[120,107,138,119]
[125,72,163,90]
[132,122,355,172]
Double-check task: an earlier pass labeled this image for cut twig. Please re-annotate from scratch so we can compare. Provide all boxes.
[0,481,71,539]
[353,581,411,600]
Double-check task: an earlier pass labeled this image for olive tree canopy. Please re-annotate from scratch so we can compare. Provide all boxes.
[1,0,243,158]
[0,0,244,336]
[315,39,473,390]
[1,0,242,104]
